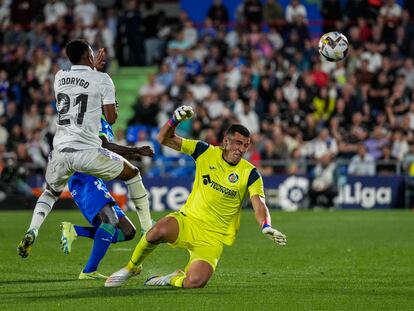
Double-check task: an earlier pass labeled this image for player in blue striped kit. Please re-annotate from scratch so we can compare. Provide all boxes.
[61,116,154,280]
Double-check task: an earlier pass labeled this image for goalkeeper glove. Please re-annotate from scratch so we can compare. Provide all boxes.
[262,226,287,246]
[168,105,194,127]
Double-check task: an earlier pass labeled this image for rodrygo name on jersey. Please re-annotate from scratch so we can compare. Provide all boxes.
[57,77,90,88]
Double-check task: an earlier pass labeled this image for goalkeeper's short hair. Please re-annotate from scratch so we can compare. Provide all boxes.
[225,124,250,138]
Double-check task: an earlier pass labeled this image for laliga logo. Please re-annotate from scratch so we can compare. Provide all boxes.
[337,182,391,208]
[278,176,309,212]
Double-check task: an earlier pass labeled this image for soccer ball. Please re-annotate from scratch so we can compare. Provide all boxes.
[318,32,349,62]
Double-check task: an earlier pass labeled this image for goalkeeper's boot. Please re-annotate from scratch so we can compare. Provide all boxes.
[17,229,38,258]
[144,270,185,286]
[104,265,142,288]
[60,221,77,254]
[79,271,108,280]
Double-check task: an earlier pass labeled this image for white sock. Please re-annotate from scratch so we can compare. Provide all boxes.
[28,190,58,233]
[125,174,152,231]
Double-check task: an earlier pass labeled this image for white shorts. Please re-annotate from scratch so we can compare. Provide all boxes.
[45,148,125,192]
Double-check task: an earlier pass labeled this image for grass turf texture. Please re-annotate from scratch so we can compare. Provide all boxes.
[1,210,413,311]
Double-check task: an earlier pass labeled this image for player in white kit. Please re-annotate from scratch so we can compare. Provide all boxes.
[17,39,152,259]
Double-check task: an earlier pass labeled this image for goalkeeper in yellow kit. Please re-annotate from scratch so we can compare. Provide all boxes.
[105,106,287,288]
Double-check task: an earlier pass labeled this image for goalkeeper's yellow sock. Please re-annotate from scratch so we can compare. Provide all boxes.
[127,233,157,271]
[170,274,186,287]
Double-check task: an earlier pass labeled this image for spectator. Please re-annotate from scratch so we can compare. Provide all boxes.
[13,142,34,196]
[403,143,414,176]
[167,30,191,56]
[320,0,343,33]
[391,129,409,161]
[199,17,217,43]
[368,70,390,117]
[139,73,165,98]
[10,0,34,27]
[285,0,307,24]
[309,153,337,209]
[284,100,306,130]
[302,114,318,142]
[129,95,159,127]
[156,62,174,89]
[188,74,211,103]
[365,125,389,160]
[397,58,414,89]
[183,20,198,48]
[142,4,165,65]
[0,121,8,145]
[360,42,383,73]
[213,71,230,101]
[235,99,260,134]
[0,0,10,28]
[73,0,97,27]
[43,0,67,26]
[263,0,284,27]
[345,0,368,21]
[22,104,41,134]
[243,0,263,27]
[207,0,229,28]
[310,128,338,160]
[357,17,373,42]
[312,87,335,123]
[311,61,329,88]
[26,129,49,170]
[184,48,202,79]
[203,91,224,120]
[134,130,154,172]
[167,71,187,105]
[348,143,376,176]
[380,0,402,21]
[386,82,410,127]
[33,47,51,84]
[281,76,299,103]
[118,0,145,65]
[377,144,398,175]
[260,138,278,175]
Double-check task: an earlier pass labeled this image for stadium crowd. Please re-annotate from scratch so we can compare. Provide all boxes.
[1,0,414,198]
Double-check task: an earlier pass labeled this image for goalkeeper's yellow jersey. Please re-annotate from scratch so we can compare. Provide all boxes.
[180,138,265,246]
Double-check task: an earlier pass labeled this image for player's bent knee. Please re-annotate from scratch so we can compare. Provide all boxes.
[117,162,140,181]
[118,217,136,241]
[98,204,119,227]
[146,225,164,242]
[123,226,136,241]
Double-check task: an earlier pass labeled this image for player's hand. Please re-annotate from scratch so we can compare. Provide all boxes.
[172,105,194,123]
[262,227,287,246]
[135,146,154,158]
[94,48,106,71]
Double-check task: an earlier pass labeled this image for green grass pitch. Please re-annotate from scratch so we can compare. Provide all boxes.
[1,210,414,311]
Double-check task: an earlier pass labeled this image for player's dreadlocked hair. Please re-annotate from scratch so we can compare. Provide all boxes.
[225,124,250,138]
[65,39,90,64]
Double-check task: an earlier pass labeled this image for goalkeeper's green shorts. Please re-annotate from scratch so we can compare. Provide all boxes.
[167,212,223,271]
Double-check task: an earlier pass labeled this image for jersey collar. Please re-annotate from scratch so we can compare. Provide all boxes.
[71,65,93,71]
[220,149,238,167]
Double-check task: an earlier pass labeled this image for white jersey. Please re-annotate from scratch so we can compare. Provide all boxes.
[53,65,115,151]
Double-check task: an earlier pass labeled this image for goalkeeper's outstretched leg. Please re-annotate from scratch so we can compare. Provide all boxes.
[106,213,217,288]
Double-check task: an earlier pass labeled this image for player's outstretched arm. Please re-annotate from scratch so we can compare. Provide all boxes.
[156,105,194,151]
[101,136,154,158]
[251,195,287,246]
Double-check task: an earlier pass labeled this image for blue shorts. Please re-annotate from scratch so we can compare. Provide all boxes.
[68,172,125,225]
